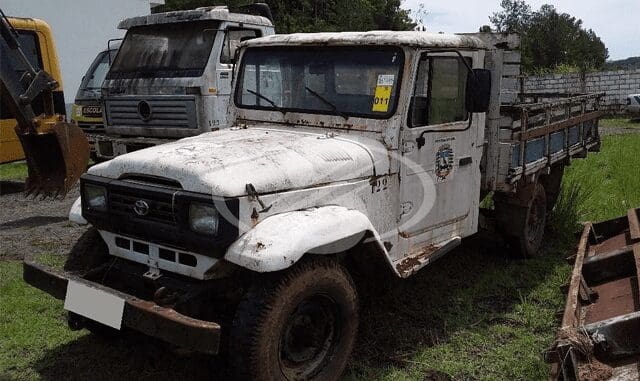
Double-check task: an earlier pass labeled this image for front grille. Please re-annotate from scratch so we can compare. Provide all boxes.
[82,174,240,258]
[105,96,197,129]
[77,122,105,132]
[109,187,176,225]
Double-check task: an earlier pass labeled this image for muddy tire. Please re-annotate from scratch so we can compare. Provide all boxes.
[495,183,547,258]
[63,227,110,274]
[228,258,358,381]
[64,228,117,338]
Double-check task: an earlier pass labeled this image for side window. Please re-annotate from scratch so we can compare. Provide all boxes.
[409,56,469,127]
[0,31,43,119]
[220,29,260,64]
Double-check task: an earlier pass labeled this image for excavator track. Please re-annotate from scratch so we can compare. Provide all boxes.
[547,207,640,381]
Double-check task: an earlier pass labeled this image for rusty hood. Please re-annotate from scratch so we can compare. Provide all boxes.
[87,126,390,196]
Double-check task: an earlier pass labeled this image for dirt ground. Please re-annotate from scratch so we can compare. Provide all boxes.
[0,185,86,261]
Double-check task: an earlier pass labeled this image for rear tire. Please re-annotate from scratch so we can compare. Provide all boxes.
[228,258,358,381]
[495,183,547,258]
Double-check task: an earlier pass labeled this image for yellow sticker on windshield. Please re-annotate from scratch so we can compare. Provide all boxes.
[372,75,395,113]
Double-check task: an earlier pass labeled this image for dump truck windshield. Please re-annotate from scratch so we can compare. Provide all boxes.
[235,46,404,119]
[108,21,218,79]
[76,50,116,99]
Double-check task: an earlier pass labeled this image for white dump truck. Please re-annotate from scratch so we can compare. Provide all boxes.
[24,31,602,380]
[93,4,275,160]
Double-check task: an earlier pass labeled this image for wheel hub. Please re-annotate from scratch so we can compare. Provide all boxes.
[280,295,337,379]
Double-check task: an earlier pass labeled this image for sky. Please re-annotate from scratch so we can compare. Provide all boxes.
[402,0,639,60]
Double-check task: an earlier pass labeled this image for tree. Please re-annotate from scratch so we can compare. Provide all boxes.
[155,0,416,33]
[490,2,608,73]
[489,0,531,34]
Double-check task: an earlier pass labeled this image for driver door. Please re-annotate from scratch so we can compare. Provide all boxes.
[397,52,484,257]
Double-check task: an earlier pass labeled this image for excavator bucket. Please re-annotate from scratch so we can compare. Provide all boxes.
[17,121,90,197]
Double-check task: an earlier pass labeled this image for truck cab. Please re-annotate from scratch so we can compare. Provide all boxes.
[71,45,119,158]
[95,6,274,160]
[72,46,118,134]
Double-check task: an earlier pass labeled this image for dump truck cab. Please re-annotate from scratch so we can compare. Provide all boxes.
[72,45,119,135]
[96,6,274,159]
[0,17,66,163]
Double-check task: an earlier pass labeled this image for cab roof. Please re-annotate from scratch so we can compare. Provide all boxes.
[118,6,273,30]
[242,31,487,50]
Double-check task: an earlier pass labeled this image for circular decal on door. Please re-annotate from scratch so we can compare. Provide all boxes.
[435,144,455,181]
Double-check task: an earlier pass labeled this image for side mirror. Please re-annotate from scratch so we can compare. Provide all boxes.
[465,69,492,113]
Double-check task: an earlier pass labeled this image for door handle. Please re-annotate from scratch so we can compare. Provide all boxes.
[459,156,472,166]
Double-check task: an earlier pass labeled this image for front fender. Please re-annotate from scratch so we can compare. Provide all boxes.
[225,206,388,272]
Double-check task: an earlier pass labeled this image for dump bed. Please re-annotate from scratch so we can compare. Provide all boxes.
[476,33,602,193]
[547,208,640,380]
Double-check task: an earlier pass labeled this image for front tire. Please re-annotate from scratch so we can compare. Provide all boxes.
[63,227,109,274]
[64,227,118,338]
[228,258,358,381]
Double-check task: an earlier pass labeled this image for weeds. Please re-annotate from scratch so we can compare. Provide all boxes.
[548,176,594,239]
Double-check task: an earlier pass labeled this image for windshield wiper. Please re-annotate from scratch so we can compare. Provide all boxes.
[246,89,286,116]
[304,86,348,120]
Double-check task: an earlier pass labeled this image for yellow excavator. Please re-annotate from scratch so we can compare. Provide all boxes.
[0,10,89,197]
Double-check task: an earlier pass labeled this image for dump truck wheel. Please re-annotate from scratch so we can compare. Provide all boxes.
[495,183,547,257]
[63,227,110,274]
[228,258,358,381]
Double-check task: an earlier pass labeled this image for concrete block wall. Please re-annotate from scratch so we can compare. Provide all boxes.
[524,69,640,112]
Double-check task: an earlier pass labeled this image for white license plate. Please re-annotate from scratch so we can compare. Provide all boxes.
[64,280,125,330]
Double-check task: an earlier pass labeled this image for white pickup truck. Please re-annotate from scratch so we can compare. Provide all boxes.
[24,31,601,380]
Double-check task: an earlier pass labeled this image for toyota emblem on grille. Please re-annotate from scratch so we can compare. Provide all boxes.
[133,200,150,216]
[137,100,152,121]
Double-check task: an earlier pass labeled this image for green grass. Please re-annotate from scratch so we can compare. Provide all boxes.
[0,134,638,381]
[599,117,640,129]
[562,134,640,221]
[0,162,27,181]
[346,243,572,381]
[0,261,84,381]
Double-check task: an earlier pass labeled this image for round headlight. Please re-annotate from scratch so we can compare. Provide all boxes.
[84,184,107,211]
[189,203,219,236]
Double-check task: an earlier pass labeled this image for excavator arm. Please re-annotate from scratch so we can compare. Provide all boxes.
[0,10,89,197]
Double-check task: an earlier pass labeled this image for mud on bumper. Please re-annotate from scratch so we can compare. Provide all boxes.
[22,259,221,354]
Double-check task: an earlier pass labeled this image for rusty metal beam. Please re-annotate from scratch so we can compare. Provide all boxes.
[518,111,603,141]
[559,223,593,331]
[22,259,222,354]
[629,208,640,242]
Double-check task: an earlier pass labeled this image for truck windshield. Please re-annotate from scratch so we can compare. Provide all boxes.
[76,49,116,100]
[235,46,404,119]
[107,21,218,79]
